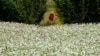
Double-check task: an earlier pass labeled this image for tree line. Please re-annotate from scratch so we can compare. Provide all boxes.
[0,0,46,24]
[0,0,100,24]
[54,0,100,23]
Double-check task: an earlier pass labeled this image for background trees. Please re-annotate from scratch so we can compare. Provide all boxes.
[0,0,100,24]
[54,0,100,23]
[0,0,46,24]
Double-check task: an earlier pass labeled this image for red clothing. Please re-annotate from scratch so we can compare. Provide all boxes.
[49,13,54,21]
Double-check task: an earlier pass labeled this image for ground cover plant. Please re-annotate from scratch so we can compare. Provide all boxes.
[0,22,100,56]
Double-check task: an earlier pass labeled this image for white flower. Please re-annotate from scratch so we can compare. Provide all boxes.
[0,22,99,56]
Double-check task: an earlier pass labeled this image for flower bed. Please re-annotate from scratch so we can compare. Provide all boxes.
[0,22,100,56]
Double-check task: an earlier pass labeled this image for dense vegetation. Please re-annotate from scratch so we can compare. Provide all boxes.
[0,0,100,24]
[0,0,46,24]
[0,22,100,56]
[54,0,100,23]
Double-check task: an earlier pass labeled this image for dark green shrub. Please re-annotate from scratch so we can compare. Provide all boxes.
[0,0,46,24]
[54,0,75,23]
[54,0,100,23]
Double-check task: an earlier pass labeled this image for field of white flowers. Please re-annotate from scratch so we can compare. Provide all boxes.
[0,22,100,56]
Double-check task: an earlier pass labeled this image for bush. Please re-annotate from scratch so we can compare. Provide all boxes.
[54,0,100,23]
[0,0,46,24]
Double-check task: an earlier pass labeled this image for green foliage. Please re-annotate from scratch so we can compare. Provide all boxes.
[54,0,100,23]
[0,0,46,24]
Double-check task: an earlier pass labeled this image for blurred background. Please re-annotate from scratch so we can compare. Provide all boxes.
[0,0,100,24]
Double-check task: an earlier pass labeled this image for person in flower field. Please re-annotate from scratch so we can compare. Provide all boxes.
[49,11,54,24]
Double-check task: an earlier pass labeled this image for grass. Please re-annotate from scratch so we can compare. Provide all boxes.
[0,22,100,56]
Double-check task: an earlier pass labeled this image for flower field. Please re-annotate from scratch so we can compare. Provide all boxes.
[0,22,100,56]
